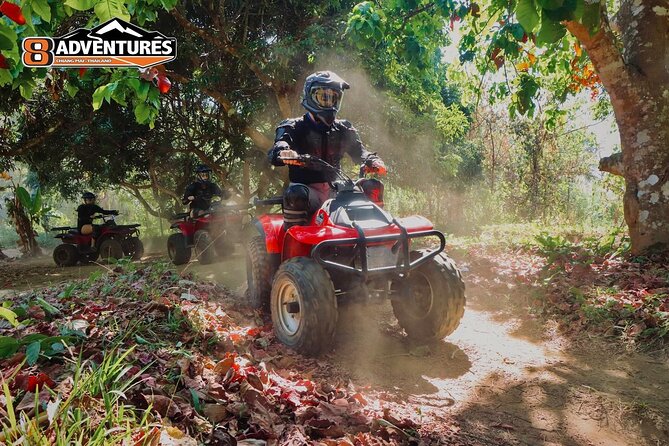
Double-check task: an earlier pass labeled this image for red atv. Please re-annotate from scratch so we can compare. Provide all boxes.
[51,214,143,266]
[247,155,465,355]
[168,201,249,265]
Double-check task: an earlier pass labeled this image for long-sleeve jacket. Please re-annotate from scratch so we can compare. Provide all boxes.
[267,114,380,184]
[76,204,115,229]
[182,180,224,210]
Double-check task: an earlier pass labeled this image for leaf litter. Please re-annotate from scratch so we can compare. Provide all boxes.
[0,261,462,445]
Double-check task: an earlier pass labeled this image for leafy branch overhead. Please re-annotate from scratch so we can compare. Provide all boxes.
[0,0,177,127]
[346,0,604,118]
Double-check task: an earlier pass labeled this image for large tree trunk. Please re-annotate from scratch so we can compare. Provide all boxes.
[566,0,669,254]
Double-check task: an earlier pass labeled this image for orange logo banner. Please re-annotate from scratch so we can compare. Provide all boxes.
[22,18,177,68]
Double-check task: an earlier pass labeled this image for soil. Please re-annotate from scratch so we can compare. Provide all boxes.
[1,247,668,445]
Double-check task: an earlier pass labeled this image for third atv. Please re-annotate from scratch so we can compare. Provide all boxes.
[52,213,143,266]
[247,154,465,355]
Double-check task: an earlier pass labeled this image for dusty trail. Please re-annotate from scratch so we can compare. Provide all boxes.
[1,250,668,445]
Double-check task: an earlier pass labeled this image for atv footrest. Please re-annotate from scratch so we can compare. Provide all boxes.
[311,223,445,277]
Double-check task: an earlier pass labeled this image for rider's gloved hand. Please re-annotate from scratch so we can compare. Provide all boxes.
[365,159,387,175]
[279,149,303,166]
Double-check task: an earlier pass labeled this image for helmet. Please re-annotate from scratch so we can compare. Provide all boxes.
[301,71,350,126]
[81,191,96,200]
[195,164,212,182]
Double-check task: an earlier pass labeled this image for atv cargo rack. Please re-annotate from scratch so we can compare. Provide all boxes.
[311,218,445,277]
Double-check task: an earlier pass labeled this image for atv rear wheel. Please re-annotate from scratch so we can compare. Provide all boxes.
[53,244,79,267]
[270,257,337,355]
[123,237,144,260]
[391,251,465,342]
[245,236,274,310]
[167,233,191,265]
[194,230,216,264]
[98,238,124,263]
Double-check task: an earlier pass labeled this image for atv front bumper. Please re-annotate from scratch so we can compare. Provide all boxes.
[311,219,445,277]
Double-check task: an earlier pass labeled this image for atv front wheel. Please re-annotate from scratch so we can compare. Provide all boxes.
[271,257,337,355]
[167,233,191,265]
[194,230,216,264]
[82,251,99,263]
[391,251,465,342]
[245,236,274,310]
[53,244,79,267]
[98,239,125,263]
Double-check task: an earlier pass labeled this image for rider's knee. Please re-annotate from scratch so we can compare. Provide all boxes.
[283,184,310,228]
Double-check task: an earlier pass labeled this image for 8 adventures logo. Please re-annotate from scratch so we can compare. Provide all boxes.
[22,18,177,68]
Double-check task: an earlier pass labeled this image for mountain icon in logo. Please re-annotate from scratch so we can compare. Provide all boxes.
[24,17,178,68]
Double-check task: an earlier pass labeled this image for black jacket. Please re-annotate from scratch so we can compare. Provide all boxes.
[267,114,379,184]
[76,204,115,229]
[182,180,224,210]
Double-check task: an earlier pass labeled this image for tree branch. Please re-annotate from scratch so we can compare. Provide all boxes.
[599,152,624,176]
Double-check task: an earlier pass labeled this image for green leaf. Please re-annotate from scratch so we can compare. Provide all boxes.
[137,81,150,101]
[0,68,12,86]
[0,307,19,327]
[126,78,140,91]
[35,297,59,315]
[0,336,19,358]
[15,186,31,209]
[32,188,42,215]
[26,341,41,365]
[536,10,567,45]
[19,81,35,100]
[64,83,79,98]
[516,0,540,33]
[0,24,17,51]
[134,102,151,123]
[32,0,52,22]
[19,333,47,345]
[92,84,109,110]
[94,0,130,22]
[64,0,97,10]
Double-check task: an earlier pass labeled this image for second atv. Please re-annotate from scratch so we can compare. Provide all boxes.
[168,201,249,265]
[247,155,465,355]
[52,213,143,266]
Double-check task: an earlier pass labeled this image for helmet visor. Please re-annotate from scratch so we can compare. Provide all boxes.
[310,87,342,110]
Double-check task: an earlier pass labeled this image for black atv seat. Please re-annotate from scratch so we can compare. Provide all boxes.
[52,226,75,231]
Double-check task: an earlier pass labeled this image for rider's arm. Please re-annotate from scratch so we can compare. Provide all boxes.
[340,120,381,165]
[267,119,297,166]
[90,205,105,216]
[182,183,196,204]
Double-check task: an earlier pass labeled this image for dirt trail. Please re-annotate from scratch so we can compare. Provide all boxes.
[1,250,668,445]
[330,254,669,446]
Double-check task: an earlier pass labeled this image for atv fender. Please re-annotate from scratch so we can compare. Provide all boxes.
[252,215,285,254]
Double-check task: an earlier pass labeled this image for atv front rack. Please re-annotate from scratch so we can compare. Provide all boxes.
[311,218,445,277]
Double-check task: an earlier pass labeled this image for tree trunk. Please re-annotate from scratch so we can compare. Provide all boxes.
[7,197,41,257]
[566,1,669,254]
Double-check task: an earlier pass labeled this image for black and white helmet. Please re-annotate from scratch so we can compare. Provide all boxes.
[301,71,350,125]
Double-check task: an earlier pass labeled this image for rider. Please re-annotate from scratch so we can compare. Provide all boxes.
[267,71,386,228]
[76,192,118,239]
[183,165,228,218]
